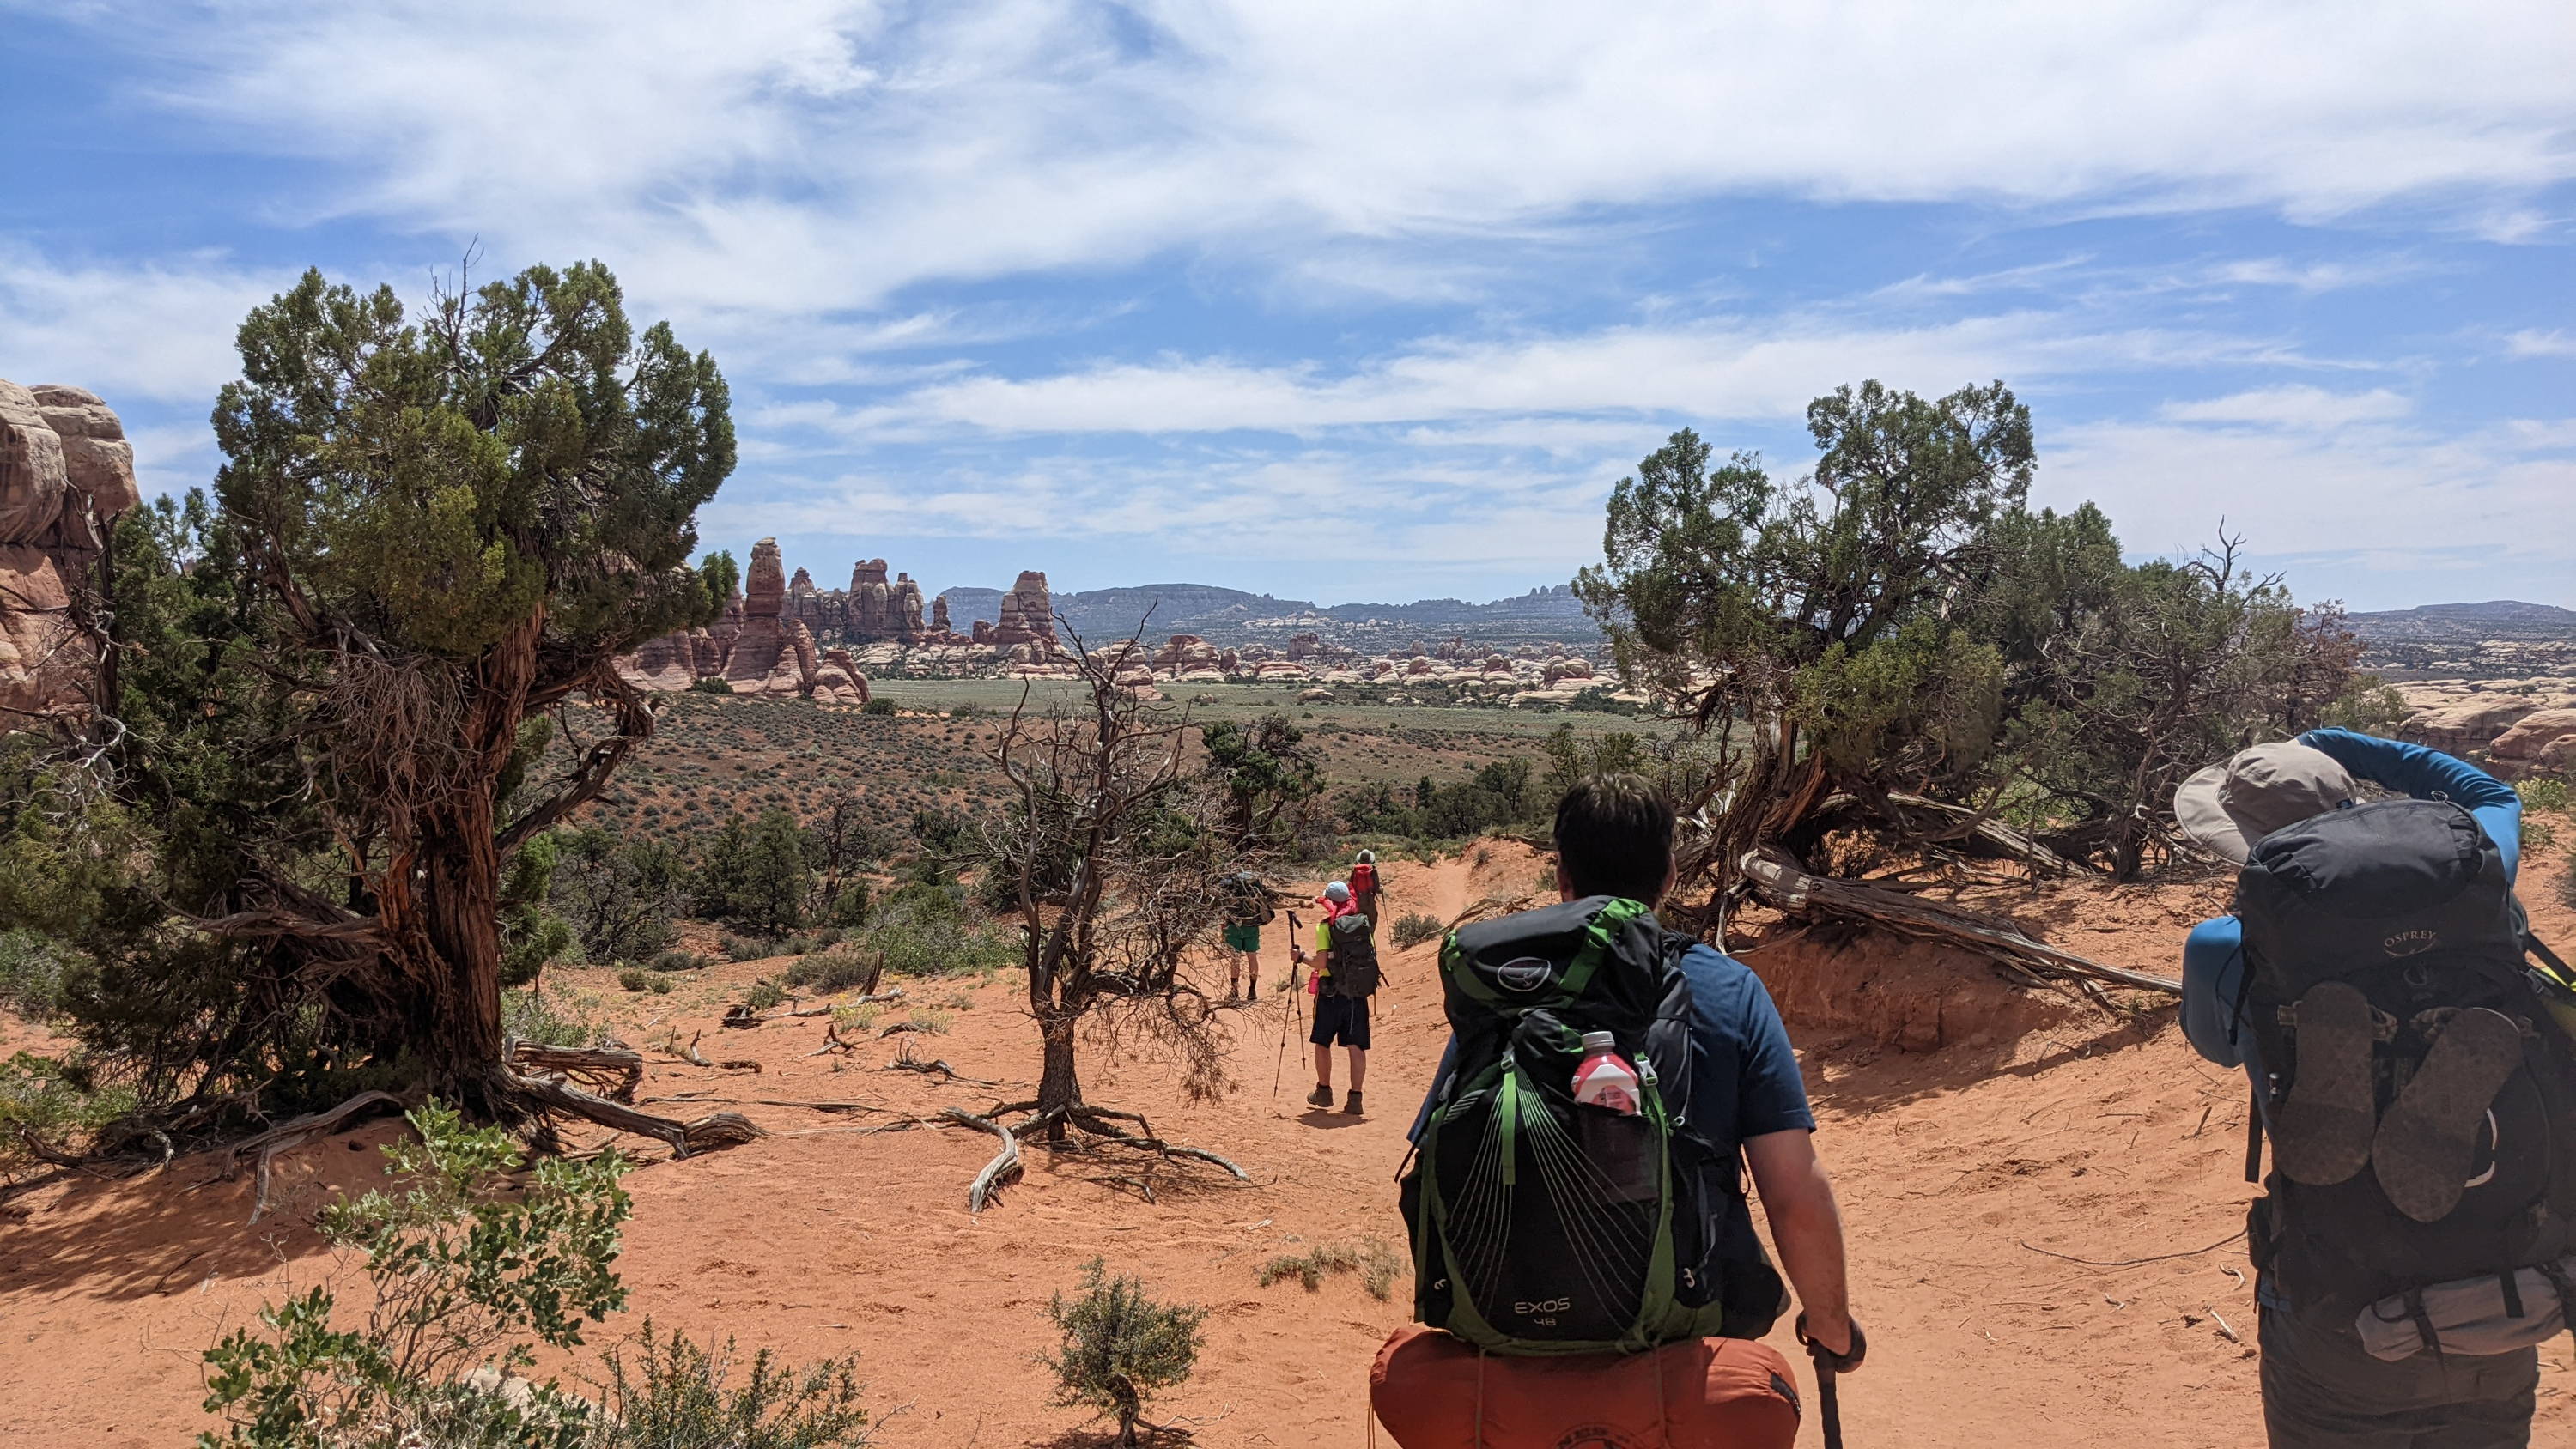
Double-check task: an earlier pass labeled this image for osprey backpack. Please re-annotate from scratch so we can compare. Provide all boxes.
[1400,896,1786,1355]
[1327,912,1382,998]
[2236,797,2576,1349]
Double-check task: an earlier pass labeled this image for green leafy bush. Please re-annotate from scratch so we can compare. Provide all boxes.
[1388,913,1445,951]
[781,949,878,996]
[617,970,674,996]
[908,1008,953,1035]
[860,697,895,716]
[690,677,734,694]
[743,980,787,1013]
[1041,1259,1206,1448]
[0,928,73,1020]
[503,986,606,1049]
[196,1104,871,1449]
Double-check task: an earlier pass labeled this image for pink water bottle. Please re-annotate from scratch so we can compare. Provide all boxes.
[1571,1031,1641,1115]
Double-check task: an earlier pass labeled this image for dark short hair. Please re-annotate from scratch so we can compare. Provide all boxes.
[1552,774,1674,903]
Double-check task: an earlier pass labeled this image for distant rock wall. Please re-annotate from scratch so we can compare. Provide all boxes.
[0,379,139,723]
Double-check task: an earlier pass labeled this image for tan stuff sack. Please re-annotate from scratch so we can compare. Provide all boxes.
[1370,1325,1801,1449]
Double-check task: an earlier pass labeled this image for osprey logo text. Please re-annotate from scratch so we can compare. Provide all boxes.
[2383,929,2440,958]
[1493,956,1555,993]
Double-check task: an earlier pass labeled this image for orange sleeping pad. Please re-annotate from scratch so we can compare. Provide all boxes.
[1370,1325,1803,1449]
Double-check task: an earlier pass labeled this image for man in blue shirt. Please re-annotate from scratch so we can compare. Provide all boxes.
[1409,775,1860,1367]
[2176,728,2533,1448]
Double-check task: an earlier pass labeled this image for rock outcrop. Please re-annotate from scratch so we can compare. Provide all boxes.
[1,380,139,722]
[2492,708,2576,772]
[989,570,1057,649]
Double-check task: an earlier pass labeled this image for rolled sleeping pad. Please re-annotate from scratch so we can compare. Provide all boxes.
[1370,1325,1801,1449]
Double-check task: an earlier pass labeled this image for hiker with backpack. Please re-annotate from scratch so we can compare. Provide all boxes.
[1295,885,1377,1116]
[2176,728,2574,1448]
[1377,775,1859,1449]
[1352,848,1382,919]
[1220,871,1276,1003]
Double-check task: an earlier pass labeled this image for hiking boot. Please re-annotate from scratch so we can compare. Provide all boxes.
[2275,981,2379,1186]
[2374,1008,2524,1223]
[1342,1090,1364,1116]
[1307,1083,1334,1109]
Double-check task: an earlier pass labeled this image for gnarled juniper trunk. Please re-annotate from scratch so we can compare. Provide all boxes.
[1034,1007,1082,1137]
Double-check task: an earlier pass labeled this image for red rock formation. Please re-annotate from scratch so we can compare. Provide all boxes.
[990,570,1056,649]
[893,573,926,641]
[931,594,952,635]
[1,379,139,721]
[2492,708,2576,773]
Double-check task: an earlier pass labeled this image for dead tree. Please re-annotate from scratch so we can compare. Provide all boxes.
[971,630,1249,1209]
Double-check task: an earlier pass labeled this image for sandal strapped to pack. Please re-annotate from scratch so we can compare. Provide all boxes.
[2275,981,2379,1187]
[2372,1007,2526,1223]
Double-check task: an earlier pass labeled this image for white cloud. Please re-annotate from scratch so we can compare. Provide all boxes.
[793,312,2313,439]
[2160,386,2414,430]
[2504,329,2576,359]
[0,244,283,403]
[66,0,2576,313]
[2044,415,2576,569]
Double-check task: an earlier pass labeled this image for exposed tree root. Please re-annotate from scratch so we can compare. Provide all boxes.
[509,1071,764,1159]
[1740,846,2181,996]
[944,1099,1248,1215]
[224,1089,414,1223]
[884,1040,1005,1086]
[507,1042,643,1103]
[943,1106,1024,1215]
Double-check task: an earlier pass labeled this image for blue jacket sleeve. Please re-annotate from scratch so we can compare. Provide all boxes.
[2299,729,2522,882]
[2180,918,2249,1069]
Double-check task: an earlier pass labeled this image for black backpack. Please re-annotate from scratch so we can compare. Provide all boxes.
[1327,912,1381,998]
[1398,896,1786,1353]
[2236,798,2576,1319]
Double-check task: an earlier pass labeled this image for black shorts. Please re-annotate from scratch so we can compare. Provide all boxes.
[1310,992,1371,1049]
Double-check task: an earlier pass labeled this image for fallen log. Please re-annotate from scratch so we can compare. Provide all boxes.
[1739,847,2180,996]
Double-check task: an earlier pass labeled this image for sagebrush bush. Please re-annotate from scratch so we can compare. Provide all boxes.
[503,985,605,1048]
[1041,1259,1206,1448]
[1389,912,1444,950]
[743,980,787,1013]
[1,1052,137,1182]
[648,949,713,974]
[587,1319,868,1449]
[617,970,674,996]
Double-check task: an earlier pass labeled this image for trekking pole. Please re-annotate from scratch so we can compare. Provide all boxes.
[1271,910,1304,1104]
[1795,1315,1865,1449]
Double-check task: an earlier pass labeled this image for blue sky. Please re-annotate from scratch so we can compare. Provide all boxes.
[3,2,2570,610]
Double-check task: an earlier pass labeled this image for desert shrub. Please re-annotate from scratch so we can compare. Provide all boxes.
[743,980,788,1013]
[197,1104,870,1449]
[1,1052,137,1181]
[722,933,776,963]
[0,928,73,1020]
[586,1320,868,1449]
[860,697,896,716]
[1041,1259,1206,1448]
[648,949,714,974]
[908,1008,953,1035]
[783,949,878,995]
[1389,912,1445,950]
[829,1003,881,1033]
[617,970,674,996]
[690,677,734,694]
[503,985,605,1049]
[195,1102,623,1447]
[2521,777,2571,815]
[1255,1238,1406,1301]
[862,887,1018,979]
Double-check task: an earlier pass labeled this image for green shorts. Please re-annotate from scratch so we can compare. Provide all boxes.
[1223,923,1263,953]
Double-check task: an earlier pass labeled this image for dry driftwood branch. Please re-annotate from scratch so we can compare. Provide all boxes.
[1874,791,2099,879]
[942,1106,1024,1215]
[1739,848,2182,996]
[720,1004,769,1029]
[806,1022,858,1057]
[1070,1108,1250,1181]
[669,1031,712,1067]
[225,1089,412,1223]
[507,1042,644,1104]
[511,1072,765,1158]
[884,1040,1004,1085]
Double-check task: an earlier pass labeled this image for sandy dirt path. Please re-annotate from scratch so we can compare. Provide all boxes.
[3,844,2570,1445]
